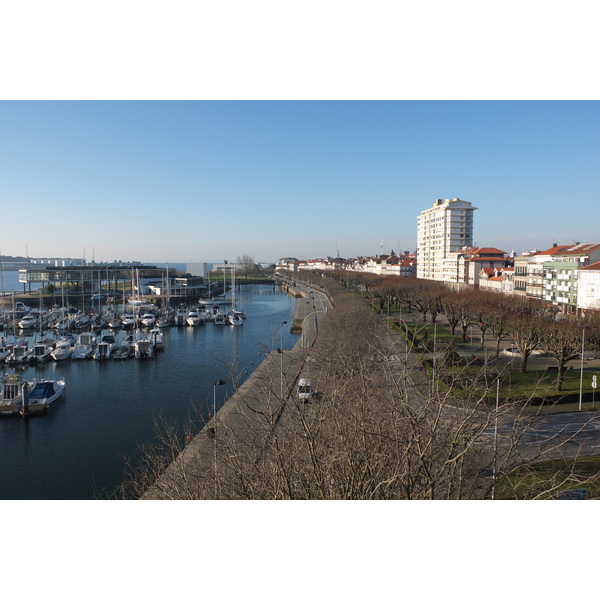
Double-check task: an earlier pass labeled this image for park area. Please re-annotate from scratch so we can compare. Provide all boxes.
[388,313,600,413]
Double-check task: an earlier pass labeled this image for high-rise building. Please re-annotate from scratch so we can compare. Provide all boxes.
[416,198,477,280]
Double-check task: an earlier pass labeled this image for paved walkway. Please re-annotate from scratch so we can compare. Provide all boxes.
[143,281,331,499]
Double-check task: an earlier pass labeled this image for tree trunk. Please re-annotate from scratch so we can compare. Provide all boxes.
[555,357,566,391]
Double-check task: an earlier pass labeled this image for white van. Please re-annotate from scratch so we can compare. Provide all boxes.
[297,378,313,401]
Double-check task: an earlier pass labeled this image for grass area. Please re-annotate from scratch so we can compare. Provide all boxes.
[494,455,600,499]
[390,319,600,413]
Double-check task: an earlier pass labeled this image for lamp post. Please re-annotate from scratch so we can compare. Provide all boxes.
[492,377,500,500]
[213,379,225,498]
[301,310,323,354]
[279,321,287,400]
[579,326,587,411]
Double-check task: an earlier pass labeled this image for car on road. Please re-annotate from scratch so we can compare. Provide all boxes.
[503,347,520,357]
[297,378,313,401]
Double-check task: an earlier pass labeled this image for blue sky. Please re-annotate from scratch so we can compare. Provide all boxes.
[1,100,598,263]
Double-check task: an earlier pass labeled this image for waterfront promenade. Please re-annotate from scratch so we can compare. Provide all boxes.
[143,281,330,499]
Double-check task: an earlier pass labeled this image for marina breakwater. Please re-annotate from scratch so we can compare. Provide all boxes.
[143,282,330,499]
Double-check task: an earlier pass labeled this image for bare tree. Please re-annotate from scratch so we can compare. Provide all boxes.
[507,302,544,373]
[121,272,600,501]
[236,254,257,277]
[541,317,583,391]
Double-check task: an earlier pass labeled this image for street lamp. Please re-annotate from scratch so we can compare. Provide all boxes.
[579,328,584,411]
[213,379,226,498]
[279,321,287,400]
[301,310,323,354]
[492,377,500,500]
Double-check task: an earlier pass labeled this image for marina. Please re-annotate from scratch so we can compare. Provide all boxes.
[0,284,300,499]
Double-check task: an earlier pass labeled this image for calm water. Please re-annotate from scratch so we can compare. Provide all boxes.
[0,285,299,499]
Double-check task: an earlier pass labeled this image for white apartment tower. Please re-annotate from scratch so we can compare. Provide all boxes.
[417,198,477,280]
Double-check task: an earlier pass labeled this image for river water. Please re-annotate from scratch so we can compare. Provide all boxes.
[0,284,299,499]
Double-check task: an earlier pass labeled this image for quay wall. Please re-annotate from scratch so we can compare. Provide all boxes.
[143,282,324,499]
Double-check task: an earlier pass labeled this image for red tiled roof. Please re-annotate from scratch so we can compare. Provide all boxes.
[466,257,507,262]
[538,244,575,255]
[469,247,506,255]
[562,243,600,255]
[580,261,600,271]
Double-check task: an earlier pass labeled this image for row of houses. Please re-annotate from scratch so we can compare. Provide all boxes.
[277,251,417,278]
[277,242,600,315]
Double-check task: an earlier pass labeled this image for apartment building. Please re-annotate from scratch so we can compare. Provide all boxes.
[577,261,600,314]
[543,244,600,313]
[511,245,574,300]
[417,198,477,281]
[440,246,507,287]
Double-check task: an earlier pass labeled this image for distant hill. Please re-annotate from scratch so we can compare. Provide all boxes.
[0,255,28,269]
[1,255,28,261]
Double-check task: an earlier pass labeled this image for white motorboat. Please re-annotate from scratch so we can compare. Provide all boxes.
[122,332,137,357]
[18,314,38,330]
[31,339,55,364]
[156,314,172,328]
[214,310,227,325]
[174,305,188,327]
[186,310,201,326]
[196,305,213,323]
[6,342,33,366]
[149,327,164,351]
[51,337,76,361]
[140,313,156,327]
[1,373,35,415]
[72,332,96,360]
[111,345,131,359]
[74,313,91,329]
[21,378,66,415]
[134,335,155,359]
[93,334,117,360]
[121,313,137,329]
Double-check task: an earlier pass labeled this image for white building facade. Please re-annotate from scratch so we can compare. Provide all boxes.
[577,261,600,314]
[417,198,477,281]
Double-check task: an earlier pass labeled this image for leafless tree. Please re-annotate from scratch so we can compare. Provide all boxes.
[541,317,584,391]
[120,272,600,500]
[506,301,545,373]
[236,254,257,277]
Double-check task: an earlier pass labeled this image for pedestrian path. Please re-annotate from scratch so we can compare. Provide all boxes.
[143,281,330,499]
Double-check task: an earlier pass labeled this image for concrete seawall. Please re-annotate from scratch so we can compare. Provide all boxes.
[143,282,329,499]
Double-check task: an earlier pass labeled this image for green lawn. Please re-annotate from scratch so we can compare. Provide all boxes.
[494,455,600,499]
[390,319,600,413]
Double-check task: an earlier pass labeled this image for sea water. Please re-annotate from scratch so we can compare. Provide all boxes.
[0,284,299,499]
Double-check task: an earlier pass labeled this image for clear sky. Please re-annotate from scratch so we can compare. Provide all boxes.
[1,100,598,263]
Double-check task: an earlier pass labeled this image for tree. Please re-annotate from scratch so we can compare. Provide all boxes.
[236,254,257,278]
[506,302,544,373]
[541,318,584,391]
[123,271,600,500]
[484,298,512,358]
